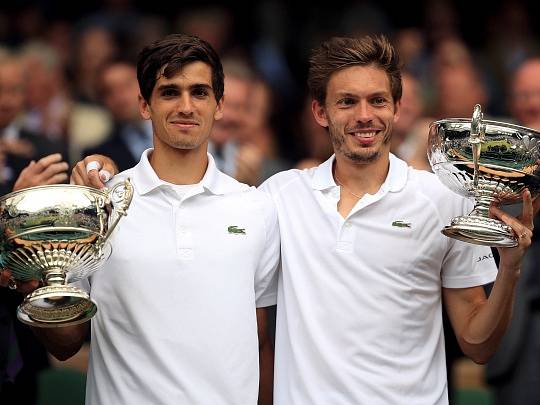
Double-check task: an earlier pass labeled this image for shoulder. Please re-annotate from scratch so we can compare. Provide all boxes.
[259,168,310,196]
[105,167,136,188]
[406,167,472,215]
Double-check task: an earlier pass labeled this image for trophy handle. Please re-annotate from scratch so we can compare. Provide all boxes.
[469,104,486,188]
[99,179,134,250]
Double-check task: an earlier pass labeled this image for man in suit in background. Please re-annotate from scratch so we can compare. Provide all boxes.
[83,60,152,172]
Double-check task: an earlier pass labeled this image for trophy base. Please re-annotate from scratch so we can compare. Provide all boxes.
[442,215,518,248]
[17,285,97,328]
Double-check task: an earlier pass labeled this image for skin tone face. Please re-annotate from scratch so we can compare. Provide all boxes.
[511,59,540,128]
[210,75,250,147]
[101,64,141,123]
[312,64,400,165]
[139,61,223,155]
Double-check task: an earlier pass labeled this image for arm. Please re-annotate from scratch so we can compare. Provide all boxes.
[257,307,274,405]
[444,190,540,364]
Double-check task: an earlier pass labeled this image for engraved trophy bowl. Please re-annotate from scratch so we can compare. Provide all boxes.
[0,180,133,327]
[428,104,540,247]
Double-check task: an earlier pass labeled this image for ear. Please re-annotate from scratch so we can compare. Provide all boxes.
[393,100,401,123]
[139,94,151,120]
[311,99,328,128]
[214,96,224,121]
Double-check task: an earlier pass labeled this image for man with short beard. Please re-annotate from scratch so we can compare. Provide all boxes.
[260,35,537,404]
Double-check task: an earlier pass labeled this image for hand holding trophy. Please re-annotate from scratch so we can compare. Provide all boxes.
[0,181,133,327]
[428,104,540,247]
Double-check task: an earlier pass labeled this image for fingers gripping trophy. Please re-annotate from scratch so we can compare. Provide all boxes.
[0,180,133,327]
[428,104,540,247]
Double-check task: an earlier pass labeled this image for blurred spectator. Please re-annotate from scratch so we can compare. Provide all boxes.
[508,58,540,129]
[391,72,432,171]
[235,77,291,185]
[19,41,71,143]
[175,7,233,55]
[71,26,118,104]
[394,28,430,81]
[294,95,333,170]
[486,57,540,405]
[0,49,69,405]
[429,38,490,121]
[83,60,152,171]
[210,57,289,186]
[0,50,67,195]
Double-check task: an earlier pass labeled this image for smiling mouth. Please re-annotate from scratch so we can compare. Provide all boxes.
[349,130,380,139]
[170,121,199,127]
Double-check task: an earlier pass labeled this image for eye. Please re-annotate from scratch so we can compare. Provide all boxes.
[160,88,178,98]
[337,97,356,107]
[192,88,209,98]
[371,97,387,106]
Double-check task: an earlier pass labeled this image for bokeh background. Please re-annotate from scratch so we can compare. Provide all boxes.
[2,1,540,404]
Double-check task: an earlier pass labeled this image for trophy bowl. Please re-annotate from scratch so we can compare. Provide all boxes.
[428,105,540,247]
[0,180,133,327]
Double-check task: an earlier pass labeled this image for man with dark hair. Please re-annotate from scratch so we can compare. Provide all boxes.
[4,34,279,405]
[259,35,537,404]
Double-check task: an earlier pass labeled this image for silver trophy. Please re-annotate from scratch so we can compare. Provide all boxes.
[428,104,540,247]
[0,181,133,327]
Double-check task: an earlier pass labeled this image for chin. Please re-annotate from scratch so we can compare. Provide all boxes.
[345,149,381,163]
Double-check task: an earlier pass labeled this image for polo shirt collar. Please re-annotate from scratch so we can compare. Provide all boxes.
[311,153,408,193]
[133,149,232,196]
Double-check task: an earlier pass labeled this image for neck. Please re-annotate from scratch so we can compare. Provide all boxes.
[149,141,209,185]
[333,152,390,196]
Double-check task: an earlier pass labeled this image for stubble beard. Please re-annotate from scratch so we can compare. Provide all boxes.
[329,124,392,163]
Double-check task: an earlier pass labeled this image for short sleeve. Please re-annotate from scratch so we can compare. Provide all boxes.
[254,194,281,307]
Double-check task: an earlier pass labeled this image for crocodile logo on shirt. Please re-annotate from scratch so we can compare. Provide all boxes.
[392,220,411,228]
[228,225,246,235]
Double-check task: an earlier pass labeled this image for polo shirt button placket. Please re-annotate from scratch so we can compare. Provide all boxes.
[336,220,354,253]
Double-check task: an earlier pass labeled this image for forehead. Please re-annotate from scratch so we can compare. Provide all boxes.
[513,61,540,90]
[155,61,213,88]
[0,62,24,84]
[327,64,391,97]
[103,64,136,81]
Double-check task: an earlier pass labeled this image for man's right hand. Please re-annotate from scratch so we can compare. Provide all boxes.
[71,155,119,189]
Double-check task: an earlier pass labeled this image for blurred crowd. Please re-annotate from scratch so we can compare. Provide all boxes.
[2,0,540,404]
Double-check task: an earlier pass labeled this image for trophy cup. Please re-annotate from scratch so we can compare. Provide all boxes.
[0,180,133,327]
[428,104,540,247]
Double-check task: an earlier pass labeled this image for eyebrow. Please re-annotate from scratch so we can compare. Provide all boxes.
[335,91,390,98]
[156,83,213,92]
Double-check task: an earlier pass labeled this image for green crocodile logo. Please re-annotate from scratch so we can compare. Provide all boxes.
[392,220,411,228]
[228,225,246,235]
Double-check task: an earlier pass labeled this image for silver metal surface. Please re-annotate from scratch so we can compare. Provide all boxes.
[0,181,133,327]
[428,105,540,247]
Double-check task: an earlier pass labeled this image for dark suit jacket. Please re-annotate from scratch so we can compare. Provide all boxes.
[83,126,141,173]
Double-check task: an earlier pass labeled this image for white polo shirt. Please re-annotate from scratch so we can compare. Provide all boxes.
[260,154,497,405]
[79,149,280,405]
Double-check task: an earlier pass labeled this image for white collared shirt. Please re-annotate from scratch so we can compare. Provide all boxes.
[260,154,497,405]
[80,149,280,405]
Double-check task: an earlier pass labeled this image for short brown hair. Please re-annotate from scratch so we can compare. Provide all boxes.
[308,35,402,104]
[137,34,224,103]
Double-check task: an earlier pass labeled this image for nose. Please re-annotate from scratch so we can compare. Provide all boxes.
[354,100,373,123]
[176,92,194,115]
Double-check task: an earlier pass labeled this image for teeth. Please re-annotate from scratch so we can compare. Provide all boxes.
[353,131,376,138]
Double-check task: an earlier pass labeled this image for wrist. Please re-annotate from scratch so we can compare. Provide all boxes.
[498,262,521,279]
